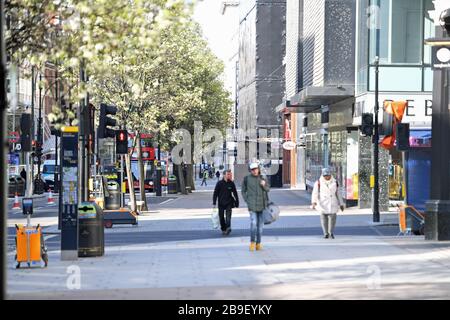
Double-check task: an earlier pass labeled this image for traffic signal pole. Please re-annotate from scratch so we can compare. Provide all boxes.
[372,56,380,223]
[425,23,450,241]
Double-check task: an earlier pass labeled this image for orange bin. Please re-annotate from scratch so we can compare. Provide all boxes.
[15,224,48,267]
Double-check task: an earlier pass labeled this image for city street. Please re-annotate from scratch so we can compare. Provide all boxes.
[6,183,450,300]
[3,0,450,304]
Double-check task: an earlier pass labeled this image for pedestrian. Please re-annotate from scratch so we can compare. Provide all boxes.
[213,170,239,235]
[241,162,270,251]
[20,168,26,182]
[311,167,345,239]
[215,170,220,181]
[201,170,208,186]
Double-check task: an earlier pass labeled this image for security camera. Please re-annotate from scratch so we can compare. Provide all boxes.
[440,8,450,35]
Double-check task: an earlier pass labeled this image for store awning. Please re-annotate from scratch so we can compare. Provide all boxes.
[276,85,354,114]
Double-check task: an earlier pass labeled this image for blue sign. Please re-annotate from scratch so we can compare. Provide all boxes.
[8,153,20,165]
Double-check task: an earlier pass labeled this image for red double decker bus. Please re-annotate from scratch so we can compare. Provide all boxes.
[124,133,167,191]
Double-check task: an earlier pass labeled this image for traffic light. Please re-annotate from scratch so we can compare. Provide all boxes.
[98,103,117,139]
[360,113,374,137]
[35,141,43,158]
[20,113,32,152]
[116,130,128,155]
[396,123,410,151]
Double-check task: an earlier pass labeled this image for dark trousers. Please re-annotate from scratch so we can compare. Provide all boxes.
[218,205,232,231]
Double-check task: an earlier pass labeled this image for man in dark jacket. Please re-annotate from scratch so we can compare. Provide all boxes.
[213,169,239,235]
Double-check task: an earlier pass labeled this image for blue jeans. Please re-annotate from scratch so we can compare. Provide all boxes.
[250,211,264,244]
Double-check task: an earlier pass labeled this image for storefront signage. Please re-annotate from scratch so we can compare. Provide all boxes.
[282,141,296,151]
[355,94,432,126]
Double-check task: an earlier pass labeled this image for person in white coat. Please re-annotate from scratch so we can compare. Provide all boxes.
[311,167,345,239]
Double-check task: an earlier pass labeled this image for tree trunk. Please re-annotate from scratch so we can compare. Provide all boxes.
[136,132,148,211]
[125,152,136,213]
[186,164,195,191]
[177,164,187,195]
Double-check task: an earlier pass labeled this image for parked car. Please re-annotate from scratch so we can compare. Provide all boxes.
[8,175,25,197]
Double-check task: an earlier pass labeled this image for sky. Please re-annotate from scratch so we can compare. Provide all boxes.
[192,0,240,95]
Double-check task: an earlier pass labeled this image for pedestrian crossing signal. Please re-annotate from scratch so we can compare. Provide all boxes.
[116,130,128,155]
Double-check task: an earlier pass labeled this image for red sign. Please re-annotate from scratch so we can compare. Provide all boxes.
[8,132,20,143]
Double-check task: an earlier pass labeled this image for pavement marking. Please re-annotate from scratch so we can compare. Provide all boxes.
[44,235,58,241]
[157,198,175,205]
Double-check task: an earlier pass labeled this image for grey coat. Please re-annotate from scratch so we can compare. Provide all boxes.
[241,174,270,212]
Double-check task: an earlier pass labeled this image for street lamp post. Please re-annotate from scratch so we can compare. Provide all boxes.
[372,56,380,223]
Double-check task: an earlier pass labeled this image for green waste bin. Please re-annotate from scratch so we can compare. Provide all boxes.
[168,175,177,194]
[78,202,104,257]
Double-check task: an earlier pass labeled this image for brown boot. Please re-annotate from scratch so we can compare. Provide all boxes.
[256,243,262,251]
[249,242,256,251]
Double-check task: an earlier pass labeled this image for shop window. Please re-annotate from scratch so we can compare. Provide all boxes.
[369,0,422,65]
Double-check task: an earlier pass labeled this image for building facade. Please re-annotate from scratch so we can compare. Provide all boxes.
[236,0,286,184]
[354,0,434,211]
[280,0,435,211]
[279,0,356,197]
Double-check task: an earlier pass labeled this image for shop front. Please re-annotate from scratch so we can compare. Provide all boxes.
[354,92,432,210]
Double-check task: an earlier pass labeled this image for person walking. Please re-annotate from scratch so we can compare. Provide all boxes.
[201,170,208,186]
[215,170,221,181]
[213,170,239,235]
[242,162,270,251]
[311,168,345,239]
[20,168,26,183]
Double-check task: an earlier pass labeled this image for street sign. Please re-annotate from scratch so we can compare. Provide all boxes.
[282,141,296,151]
[432,45,450,69]
[8,131,20,143]
[15,144,21,151]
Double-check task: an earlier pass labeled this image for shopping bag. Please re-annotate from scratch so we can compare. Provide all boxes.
[263,202,280,225]
[211,207,220,229]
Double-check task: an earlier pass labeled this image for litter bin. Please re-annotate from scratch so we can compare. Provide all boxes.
[105,181,121,210]
[168,175,177,194]
[78,202,104,257]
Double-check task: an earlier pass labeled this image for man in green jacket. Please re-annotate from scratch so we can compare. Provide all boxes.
[241,162,270,251]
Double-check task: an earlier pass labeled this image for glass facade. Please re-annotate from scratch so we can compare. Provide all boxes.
[305,107,353,196]
[305,113,323,186]
[357,0,434,94]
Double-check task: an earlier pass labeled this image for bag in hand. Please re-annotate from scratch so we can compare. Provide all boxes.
[263,202,280,225]
[211,207,220,229]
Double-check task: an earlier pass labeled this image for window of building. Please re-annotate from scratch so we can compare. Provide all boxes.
[369,0,422,64]
[358,0,435,92]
